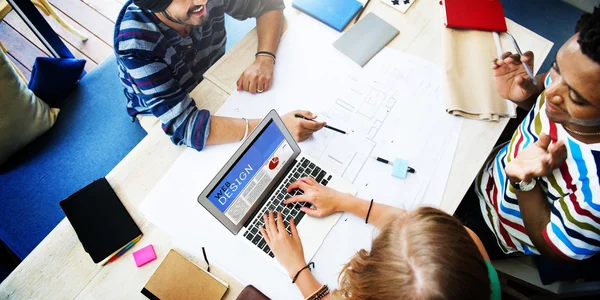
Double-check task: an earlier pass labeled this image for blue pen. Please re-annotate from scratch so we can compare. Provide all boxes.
[506,32,537,86]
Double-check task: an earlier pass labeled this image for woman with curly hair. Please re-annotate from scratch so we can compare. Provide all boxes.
[259,177,501,299]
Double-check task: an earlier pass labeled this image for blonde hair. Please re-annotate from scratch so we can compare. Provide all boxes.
[331,207,490,299]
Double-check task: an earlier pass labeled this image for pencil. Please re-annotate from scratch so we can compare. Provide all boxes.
[354,0,371,24]
[371,156,416,173]
[506,32,537,86]
[294,114,347,134]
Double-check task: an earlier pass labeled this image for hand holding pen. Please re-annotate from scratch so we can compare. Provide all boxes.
[506,32,537,86]
[491,49,540,104]
[294,114,347,134]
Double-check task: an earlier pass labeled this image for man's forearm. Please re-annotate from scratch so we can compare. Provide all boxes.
[206,116,260,145]
[256,9,283,54]
[514,184,561,260]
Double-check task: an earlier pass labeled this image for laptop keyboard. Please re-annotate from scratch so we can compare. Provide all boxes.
[243,157,332,258]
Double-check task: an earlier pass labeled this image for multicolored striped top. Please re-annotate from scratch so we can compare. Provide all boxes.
[476,73,600,261]
[114,0,284,150]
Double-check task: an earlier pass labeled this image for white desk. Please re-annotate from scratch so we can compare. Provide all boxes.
[204,0,553,214]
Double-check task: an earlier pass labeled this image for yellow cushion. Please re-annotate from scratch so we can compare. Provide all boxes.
[0,50,58,165]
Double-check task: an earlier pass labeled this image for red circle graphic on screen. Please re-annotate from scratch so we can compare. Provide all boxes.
[269,157,279,170]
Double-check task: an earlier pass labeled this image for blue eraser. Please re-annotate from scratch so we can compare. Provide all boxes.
[392,158,409,179]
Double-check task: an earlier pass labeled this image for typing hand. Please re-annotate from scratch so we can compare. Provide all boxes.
[492,51,537,103]
[505,134,567,182]
[236,56,274,94]
[285,177,345,218]
[281,110,325,142]
[259,211,306,277]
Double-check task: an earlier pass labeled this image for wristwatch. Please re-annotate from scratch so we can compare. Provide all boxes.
[509,178,537,192]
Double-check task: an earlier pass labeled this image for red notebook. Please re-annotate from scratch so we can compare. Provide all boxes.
[441,0,507,32]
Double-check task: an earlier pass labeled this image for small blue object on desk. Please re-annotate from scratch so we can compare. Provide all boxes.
[371,156,415,179]
[292,0,363,32]
[392,158,410,179]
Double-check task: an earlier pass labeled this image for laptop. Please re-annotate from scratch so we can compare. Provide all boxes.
[198,110,357,270]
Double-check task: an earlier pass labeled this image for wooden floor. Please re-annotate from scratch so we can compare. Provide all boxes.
[0,0,126,80]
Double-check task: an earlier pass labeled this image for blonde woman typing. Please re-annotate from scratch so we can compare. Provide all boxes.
[259,177,501,299]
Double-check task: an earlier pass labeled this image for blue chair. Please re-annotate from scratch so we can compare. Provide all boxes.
[224,14,255,52]
[0,56,147,260]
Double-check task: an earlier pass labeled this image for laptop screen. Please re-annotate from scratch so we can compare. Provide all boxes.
[207,120,294,225]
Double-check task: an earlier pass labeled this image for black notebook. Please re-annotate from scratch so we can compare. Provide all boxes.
[60,178,142,265]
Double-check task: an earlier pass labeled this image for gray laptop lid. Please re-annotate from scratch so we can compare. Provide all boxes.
[333,12,399,67]
[198,110,301,234]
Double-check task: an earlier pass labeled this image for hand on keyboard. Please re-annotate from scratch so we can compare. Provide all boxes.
[259,211,307,277]
[285,177,345,218]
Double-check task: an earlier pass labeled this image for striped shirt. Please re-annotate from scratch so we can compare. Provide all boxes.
[476,73,600,261]
[114,0,284,150]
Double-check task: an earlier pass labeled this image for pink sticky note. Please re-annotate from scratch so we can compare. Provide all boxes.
[133,244,156,267]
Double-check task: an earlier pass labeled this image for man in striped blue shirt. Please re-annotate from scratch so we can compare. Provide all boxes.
[114,0,324,151]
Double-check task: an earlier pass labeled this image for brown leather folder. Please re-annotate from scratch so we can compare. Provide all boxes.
[142,250,228,300]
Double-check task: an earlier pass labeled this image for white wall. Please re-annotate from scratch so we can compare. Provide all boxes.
[563,0,600,13]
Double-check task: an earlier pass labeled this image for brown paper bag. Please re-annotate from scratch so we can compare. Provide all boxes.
[442,27,516,121]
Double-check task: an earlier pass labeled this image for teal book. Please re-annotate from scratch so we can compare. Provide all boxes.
[292,0,363,32]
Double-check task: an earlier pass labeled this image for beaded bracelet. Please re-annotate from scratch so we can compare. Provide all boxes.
[306,285,329,300]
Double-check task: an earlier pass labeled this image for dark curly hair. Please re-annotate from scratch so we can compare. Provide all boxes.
[575,6,600,64]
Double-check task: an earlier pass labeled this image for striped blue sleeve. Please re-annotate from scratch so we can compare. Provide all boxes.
[543,188,600,261]
[119,55,211,151]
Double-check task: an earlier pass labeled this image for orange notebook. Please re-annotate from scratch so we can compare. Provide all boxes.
[441,0,507,32]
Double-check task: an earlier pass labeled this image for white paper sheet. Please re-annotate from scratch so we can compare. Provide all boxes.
[140,15,463,299]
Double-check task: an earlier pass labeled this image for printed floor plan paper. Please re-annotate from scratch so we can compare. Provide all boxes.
[141,15,463,299]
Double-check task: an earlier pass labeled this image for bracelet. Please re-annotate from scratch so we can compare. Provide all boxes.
[292,262,314,283]
[241,118,249,141]
[365,199,374,224]
[306,285,329,300]
[256,51,276,64]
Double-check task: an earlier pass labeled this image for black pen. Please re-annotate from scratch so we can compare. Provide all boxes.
[354,0,371,24]
[294,114,347,134]
[371,156,416,173]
